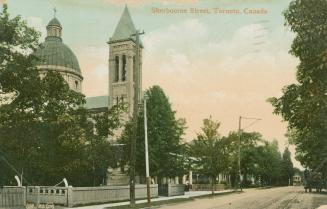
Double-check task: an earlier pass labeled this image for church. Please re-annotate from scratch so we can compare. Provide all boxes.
[32,5,150,186]
[33,6,142,125]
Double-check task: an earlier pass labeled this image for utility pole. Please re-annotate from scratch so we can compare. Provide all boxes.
[144,94,151,206]
[238,116,242,192]
[237,116,261,192]
[130,29,144,208]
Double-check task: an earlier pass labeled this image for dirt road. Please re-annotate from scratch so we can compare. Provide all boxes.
[159,186,327,209]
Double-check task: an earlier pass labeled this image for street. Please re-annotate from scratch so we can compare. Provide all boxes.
[159,187,327,209]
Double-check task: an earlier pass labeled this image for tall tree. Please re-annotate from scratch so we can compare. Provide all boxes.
[120,85,187,183]
[0,6,123,186]
[258,140,283,186]
[281,147,294,186]
[0,4,43,186]
[224,132,285,187]
[189,117,228,194]
[269,0,327,176]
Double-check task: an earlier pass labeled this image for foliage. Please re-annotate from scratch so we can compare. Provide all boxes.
[120,85,187,182]
[0,5,122,186]
[188,123,290,188]
[223,132,290,187]
[224,131,263,186]
[281,147,294,185]
[188,117,231,193]
[269,0,327,174]
[256,140,283,186]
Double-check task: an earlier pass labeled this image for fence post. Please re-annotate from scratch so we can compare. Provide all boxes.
[67,186,73,207]
[23,186,26,207]
[35,186,40,208]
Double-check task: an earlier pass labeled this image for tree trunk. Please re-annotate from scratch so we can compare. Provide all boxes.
[211,176,215,195]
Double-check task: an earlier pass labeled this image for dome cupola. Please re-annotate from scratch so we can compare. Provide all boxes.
[46,17,62,39]
[33,11,83,93]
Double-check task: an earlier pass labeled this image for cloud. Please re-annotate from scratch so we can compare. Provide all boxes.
[26,17,47,40]
[92,64,108,77]
[142,18,298,150]
[72,15,300,167]
[208,91,226,100]
[76,46,109,97]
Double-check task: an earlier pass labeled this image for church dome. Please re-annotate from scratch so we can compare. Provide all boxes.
[33,37,81,74]
[33,17,81,75]
[47,17,61,28]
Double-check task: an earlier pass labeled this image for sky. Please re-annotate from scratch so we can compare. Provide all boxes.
[5,0,301,167]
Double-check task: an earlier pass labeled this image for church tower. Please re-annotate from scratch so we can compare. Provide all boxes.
[108,6,143,118]
[106,7,143,185]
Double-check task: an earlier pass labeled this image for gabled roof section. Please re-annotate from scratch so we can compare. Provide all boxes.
[111,6,137,42]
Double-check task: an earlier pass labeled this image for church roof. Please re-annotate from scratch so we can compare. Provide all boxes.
[85,95,109,109]
[47,17,62,28]
[33,17,81,75]
[110,6,137,42]
[34,38,81,73]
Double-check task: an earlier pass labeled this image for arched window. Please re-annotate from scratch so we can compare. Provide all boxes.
[122,55,126,81]
[115,56,119,82]
[116,97,119,105]
[75,80,78,90]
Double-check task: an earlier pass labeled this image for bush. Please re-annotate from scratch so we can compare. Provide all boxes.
[241,179,254,188]
[219,180,228,185]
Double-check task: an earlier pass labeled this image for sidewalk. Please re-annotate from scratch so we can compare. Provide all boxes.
[317,206,327,209]
[65,190,234,209]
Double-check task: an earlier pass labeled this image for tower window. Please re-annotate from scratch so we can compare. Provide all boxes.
[75,80,78,89]
[115,56,119,82]
[122,55,127,81]
[116,97,119,105]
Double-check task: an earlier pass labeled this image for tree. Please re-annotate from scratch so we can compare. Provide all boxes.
[189,117,228,194]
[257,140,283,186]
[224,131,264,187]
[120,85,187,183]
[269,0,327,177]
[0,68,88,185]
[281,147,294,186]
[224,132,285,187]
[0,6,123,186]
[0,4,43,186]
[236,132,263,186]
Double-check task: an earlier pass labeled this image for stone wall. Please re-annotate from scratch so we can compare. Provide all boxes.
[159,184,185,197]
[0,186,26,209]
[69,185,158,207]
[191,184,226,191]
[27,186,68,206]
[26,184,158,207]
